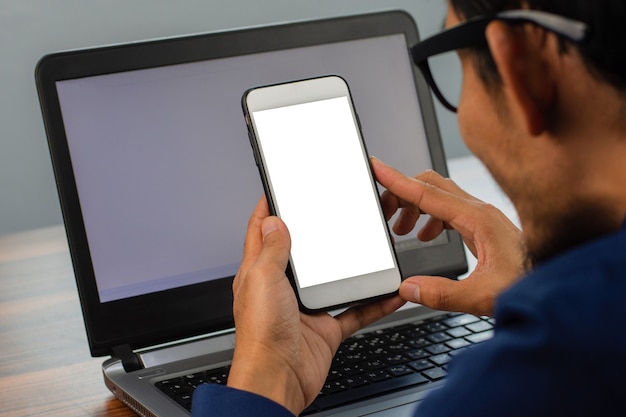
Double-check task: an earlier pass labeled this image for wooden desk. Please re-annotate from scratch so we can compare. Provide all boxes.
[0,226,135,417]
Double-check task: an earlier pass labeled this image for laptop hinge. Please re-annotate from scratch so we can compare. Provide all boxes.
[112,344,144,372]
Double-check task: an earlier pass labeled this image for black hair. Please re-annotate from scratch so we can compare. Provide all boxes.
[449,0,626,92]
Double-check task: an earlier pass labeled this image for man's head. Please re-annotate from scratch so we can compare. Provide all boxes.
[449,0,626,92]
[441,0,626,265]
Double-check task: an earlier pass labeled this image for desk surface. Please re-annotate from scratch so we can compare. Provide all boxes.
[0,226,135,417]
[0,156,514,417]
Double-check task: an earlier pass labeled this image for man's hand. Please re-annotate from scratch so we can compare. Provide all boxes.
[227,196,405,415]
[372,157,524,317]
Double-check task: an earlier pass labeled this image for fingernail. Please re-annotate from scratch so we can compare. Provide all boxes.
[262,217,279,241]
[401,281,421,303]
[370,155,383,165]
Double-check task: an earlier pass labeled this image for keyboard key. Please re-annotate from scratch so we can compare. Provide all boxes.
[369,347,391,358]
[202,368,230,385]
[323,380,348,395]
[360,359,387,370]
[343,352,367,364]
[467,321,494,333]
[423,367,447,381]
[158,381,193,395]
[445,338,472,350]
[425,343,450,355]
[327,368,343,381]
[446,326,472,338]
[387,342,411,352]
[443,314,480,328]
[384,354,408,364]
[427,331,452,344]
[366,369,392,383]
[339,363,365,376]
[344,375,369,389]
[408,337,430,348]
[408,359,434,371]
[429,353,452,366]
[387,364,414,377]
[406,349,430,360]
[405,326,428,338]
[175,393,193,409]
[466,330,494,344]
[344,340,367,351]
[387,327,407,343]
[364,337,388,347]
[423,322,448,333]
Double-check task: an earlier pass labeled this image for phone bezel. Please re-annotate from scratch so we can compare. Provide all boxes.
[243,75,402,311]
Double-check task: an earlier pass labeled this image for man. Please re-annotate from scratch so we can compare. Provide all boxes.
[193,0,626,415]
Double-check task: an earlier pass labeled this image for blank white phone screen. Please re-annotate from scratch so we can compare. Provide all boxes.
[252,96,396,288]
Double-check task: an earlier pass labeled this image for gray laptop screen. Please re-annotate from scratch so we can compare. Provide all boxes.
[55,34,437,303]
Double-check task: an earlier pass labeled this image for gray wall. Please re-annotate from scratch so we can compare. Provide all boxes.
[0,0,468,236]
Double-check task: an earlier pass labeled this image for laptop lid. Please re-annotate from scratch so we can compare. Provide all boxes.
[35,10,467,358]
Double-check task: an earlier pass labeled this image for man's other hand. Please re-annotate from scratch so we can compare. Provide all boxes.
[372,157,524,317]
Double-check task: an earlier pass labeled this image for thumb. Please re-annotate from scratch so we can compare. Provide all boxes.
[399,276,488,316]
[257,216,291,268]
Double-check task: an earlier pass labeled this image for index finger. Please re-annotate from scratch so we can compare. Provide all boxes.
[371,157,472,231]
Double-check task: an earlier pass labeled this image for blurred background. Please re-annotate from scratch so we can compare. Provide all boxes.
[0,0,468,236]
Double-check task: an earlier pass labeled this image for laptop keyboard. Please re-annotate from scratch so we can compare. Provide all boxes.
[155,313,493,414]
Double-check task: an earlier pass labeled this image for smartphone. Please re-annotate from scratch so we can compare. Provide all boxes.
[242,75,402,312]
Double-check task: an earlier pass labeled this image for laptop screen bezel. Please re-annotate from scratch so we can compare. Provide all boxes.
[36,10,467,357]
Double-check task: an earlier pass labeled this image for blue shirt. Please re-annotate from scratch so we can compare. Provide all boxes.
[192,223,626,416]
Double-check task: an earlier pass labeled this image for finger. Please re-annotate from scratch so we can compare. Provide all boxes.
[380,189,400,222]
[371,158,475,234]
[334,295,406,340]
[417,216,447,241]
[400,276,492,317]
[415,170,482,202]
[393,204,422,236]
[234,196,270,291]
[254,216,291,272]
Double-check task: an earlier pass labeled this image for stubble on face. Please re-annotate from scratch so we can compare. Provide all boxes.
[524,198,622,267]
[471,118,621,268]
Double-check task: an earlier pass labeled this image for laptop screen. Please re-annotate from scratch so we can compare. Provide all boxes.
[37,11,467,356]
[56,34,435,303]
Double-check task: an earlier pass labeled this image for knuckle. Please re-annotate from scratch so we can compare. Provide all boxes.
[417,169,439,182]
[480,202,500,216]
[424,287,451,311]
[434,292,451,311]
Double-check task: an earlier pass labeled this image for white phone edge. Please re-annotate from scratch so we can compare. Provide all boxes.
[243,75,402,312]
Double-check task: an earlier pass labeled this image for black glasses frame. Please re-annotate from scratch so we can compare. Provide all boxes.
[410,9,590,112]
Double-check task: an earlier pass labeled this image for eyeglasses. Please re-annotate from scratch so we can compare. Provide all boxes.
[410,9,590,113]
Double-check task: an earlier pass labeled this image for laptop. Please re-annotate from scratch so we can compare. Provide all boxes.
[35,10,490,417]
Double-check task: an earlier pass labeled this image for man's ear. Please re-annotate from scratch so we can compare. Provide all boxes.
[485,21,556,136]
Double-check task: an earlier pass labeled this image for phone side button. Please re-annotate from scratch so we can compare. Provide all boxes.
[248,133,261,166]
